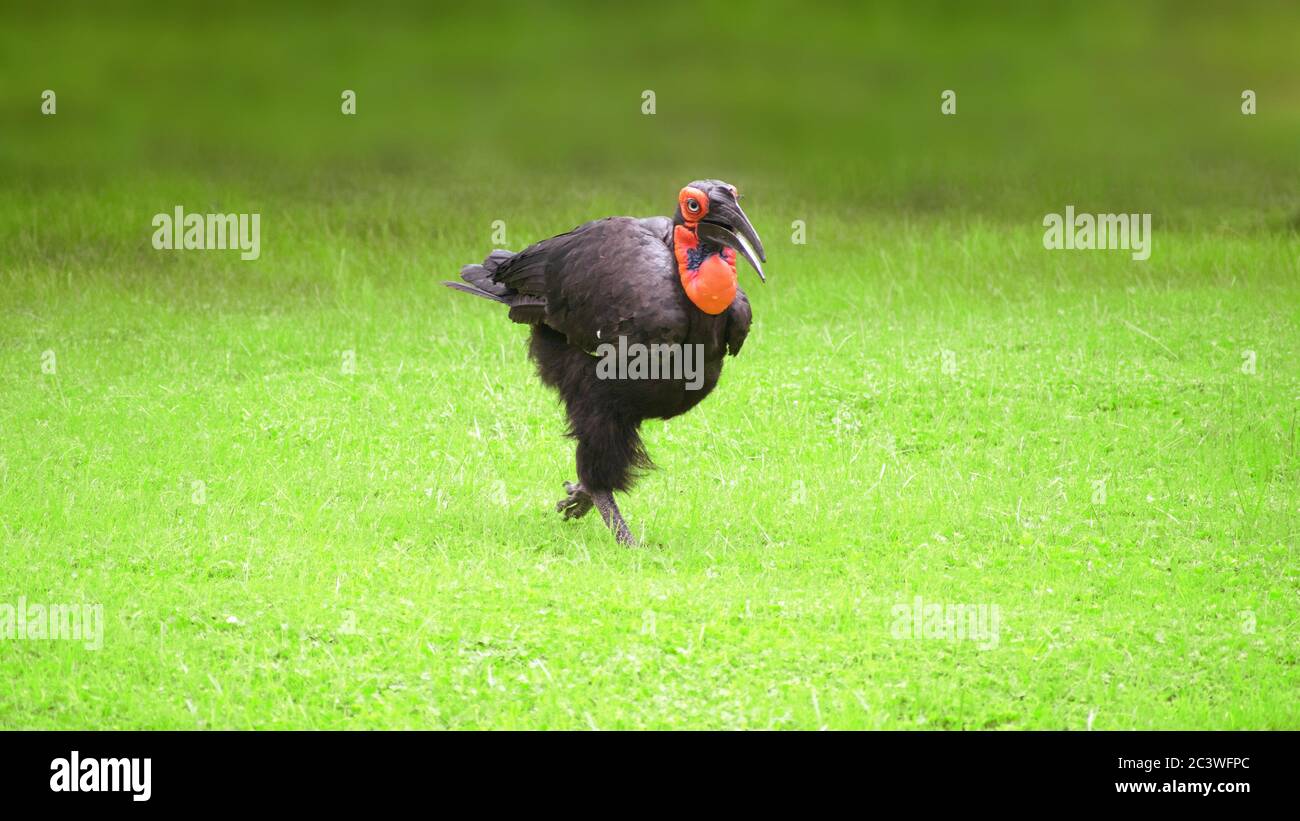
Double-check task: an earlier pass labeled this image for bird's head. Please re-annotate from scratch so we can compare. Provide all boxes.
[673,180,766,283]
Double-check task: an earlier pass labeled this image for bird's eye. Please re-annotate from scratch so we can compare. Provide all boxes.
[678,186,709,220]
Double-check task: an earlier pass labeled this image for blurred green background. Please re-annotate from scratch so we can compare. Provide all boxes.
[4,0,1298,223]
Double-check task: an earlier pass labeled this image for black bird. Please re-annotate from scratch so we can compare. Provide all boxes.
[445,180,766,545]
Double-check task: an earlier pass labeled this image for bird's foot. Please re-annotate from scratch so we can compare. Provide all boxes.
[555,481,594,520]
[611,521,637,547]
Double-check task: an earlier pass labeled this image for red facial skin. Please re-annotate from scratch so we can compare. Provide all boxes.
[674,187,738,315]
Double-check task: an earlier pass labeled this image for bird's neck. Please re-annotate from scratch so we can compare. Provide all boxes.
[673,224,737,315]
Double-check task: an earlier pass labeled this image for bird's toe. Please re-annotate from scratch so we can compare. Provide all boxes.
[555,482,594,519]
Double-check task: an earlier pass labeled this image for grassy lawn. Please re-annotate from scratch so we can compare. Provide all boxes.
[1,3,1296,728]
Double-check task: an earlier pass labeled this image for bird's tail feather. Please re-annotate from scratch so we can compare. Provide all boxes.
[443,280,508,303]
[443,249,516,302]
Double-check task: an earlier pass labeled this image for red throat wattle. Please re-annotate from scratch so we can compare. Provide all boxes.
[674,224,737,315]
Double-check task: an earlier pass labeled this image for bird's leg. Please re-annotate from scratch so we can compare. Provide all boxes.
[592,490,636,546]
[555,480,593,520]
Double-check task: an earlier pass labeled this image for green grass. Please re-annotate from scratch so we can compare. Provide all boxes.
[2,194,1295,729]
[1,1,1297,728]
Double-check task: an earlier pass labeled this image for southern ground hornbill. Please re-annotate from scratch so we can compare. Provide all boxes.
[445,180,766,545]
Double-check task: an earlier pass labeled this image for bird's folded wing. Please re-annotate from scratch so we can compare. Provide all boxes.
[491,217,690,353]
[725,288,752,356]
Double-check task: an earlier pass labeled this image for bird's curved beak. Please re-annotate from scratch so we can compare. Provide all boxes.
[698,200,767,283]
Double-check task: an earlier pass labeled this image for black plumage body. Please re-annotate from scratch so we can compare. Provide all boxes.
[446,182,760,544]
